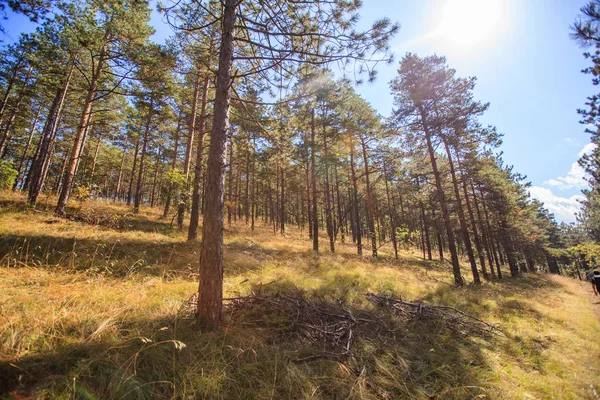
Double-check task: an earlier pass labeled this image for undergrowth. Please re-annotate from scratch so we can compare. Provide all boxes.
[0,192,599,399]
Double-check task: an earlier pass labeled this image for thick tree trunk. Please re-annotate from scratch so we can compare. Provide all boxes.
[188,76,209,241]
[197,0,236,327]
[419,107,463,286]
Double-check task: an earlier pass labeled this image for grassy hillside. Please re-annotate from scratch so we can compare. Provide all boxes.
[1,192,599,399]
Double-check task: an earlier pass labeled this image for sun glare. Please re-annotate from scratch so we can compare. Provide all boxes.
[435,0,506,49]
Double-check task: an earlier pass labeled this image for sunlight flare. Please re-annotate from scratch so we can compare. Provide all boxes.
[435,0,507,49]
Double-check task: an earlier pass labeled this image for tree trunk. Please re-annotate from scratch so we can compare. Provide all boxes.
[197,0,236,327]
[113,138,128,202]
[13,104,41,190]
[164,112,182,216]
[27,61,73,205]
[56,44,106,216]
[88,133,103,186]
[457,162,488,278]
[188,76,209,241]
[127,136,141,206]
[418,106,463,286]
[431,205,444,261]
[280,162,286,235]
[0,65,32,156]
[419,200,432,260]
[227,136,234,225]
[472,184,496,278]
[134,101,154,213]
[442,137,480,284]
[383,159,398,260]
[0,53,25,128]
[359,137,377,258]
[310,108,319,253]
[349,142,362,255]
[150,146,162,208]
[501,219,519,276]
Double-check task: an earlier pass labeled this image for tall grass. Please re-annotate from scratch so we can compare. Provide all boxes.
[1,192,599,399]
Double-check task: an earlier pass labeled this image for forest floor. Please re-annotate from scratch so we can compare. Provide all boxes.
[0,192,599,399]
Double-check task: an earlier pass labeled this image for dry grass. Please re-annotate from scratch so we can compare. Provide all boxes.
[0,192,599,399]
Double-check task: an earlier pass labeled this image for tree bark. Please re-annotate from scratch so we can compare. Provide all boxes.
[360,137,377,258]
[349,141,362,255]
[188,75,209,241]
[127,136,141,206]
[56,44,106,216]
[310,108,319,252]
[27,61,73,205]
[197,0,237,327]
[419,106,463,285]
[13,104,41,190]
[113,138,128,202]
[134,101,154,213]
[442,137,479,284]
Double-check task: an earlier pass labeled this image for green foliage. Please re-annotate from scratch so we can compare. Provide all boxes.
[73,184,91,203]
[568,242,600,267]
[0,160,17,190]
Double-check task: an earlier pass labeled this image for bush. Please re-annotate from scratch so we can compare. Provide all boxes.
[0,160,17,190]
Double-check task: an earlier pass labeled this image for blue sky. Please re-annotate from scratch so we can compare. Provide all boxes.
[2,0,594,223]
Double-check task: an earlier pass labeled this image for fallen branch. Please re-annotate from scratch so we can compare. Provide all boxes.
[366,292,508,337]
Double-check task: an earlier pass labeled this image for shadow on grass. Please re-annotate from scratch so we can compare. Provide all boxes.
[1,288,496,400]
[0,233,200,278]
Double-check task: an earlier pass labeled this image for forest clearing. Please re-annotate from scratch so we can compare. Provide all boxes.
[2,0,600,398]
[0,193,599,399]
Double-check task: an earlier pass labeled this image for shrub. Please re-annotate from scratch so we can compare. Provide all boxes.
[0,160,17,190]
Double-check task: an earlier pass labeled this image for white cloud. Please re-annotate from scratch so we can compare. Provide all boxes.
[544,143,596,191]
[529,186,583,223]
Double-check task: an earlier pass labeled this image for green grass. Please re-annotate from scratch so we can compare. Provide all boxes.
[0,192,599,399]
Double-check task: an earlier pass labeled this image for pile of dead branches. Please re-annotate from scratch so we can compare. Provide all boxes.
[177,291,506,360]
[223,292,394,357]
[69,209,125,230]
[367,292,507,337]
